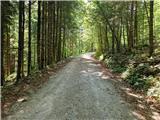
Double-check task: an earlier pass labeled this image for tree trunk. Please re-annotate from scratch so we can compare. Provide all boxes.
[28,1,31,75]
[128,1,134,51]
[37,1,41,70]
[34,42,36,66]
[16,1,25,84]
[57,2,62,61]
[52,2,56,63]
[48,2,52,65]
[41,1,45,69]
[123,24,126,49]
[116,24,121,52]
[119,21,122,52]
[21,2,25,77]
[99,24,103,53]
[55,2,59,62]
[134,1,138,47]
[6,26,10,76]
[62,24,66,59]
[1,10,4,86]
[44,2,48,66]
[112,27,115,54]
[105,25,109,52]
[149,1,154,56]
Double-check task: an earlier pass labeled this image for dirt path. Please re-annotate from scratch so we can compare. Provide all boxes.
[5,54,137,120]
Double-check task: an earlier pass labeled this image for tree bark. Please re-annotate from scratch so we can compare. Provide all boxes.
[134,1,138,47]
[16,1,25,84]
[149,1,154,56]
[128,1,134,51]
[123,24,126,49]
[57,2,62,61]
[41,1,45,69]
[28,1,31,75]
[1,9,4,86]
[44,2,48,66]
[37,1,41,70]
[48,2,52,65]
[6,26,10,76]
[52,2,56,63]
[105,25,109,52]
[55,2,59,62]
[112,26,115,54]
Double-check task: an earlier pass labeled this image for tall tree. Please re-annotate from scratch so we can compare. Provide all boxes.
[52,2,56,63]
[41,1,45,69]
[134,1,138,46]
[28,1,31,75]
[37,1,41,70]
[48,2,52,65]
[44,2,48,66]
[1,1,16,85]
[6,27,10,76]
[55,2,59,62]
[1,2,5,86]
[105,25,109,52]
[57,2,62,61]
[16,1,25,83]
[149,1,154,56]
[128,1,134,52]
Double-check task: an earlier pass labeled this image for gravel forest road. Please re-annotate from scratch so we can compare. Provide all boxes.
[5,53,137,120]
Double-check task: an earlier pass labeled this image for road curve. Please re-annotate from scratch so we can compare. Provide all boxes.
[5,54,137,120]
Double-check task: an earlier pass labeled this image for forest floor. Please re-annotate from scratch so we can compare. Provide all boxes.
[2,53,160,120]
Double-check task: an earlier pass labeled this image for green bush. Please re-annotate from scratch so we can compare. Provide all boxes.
[135,63,150,75]
[101,53,160,101]
[95,50,102,59]
[124,64,152,90]
[111,65,127,73]
[125,71,146,89]
[104,55,127,73]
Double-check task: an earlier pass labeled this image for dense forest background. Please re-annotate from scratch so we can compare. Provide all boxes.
[1,0,160,99]
[1,1,84,85]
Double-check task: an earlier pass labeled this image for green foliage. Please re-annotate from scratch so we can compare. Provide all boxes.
[125,68,147,90]
[112,65,127,73]
[95,51,102,59]
[102,53,159,92]
[1,1,17,26]
[124,62,156,90]
[103,54,128,73]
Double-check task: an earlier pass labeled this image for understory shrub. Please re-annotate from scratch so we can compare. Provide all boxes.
[100,53,159,98]
[104,54,129,73]
[124,63,154,90]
